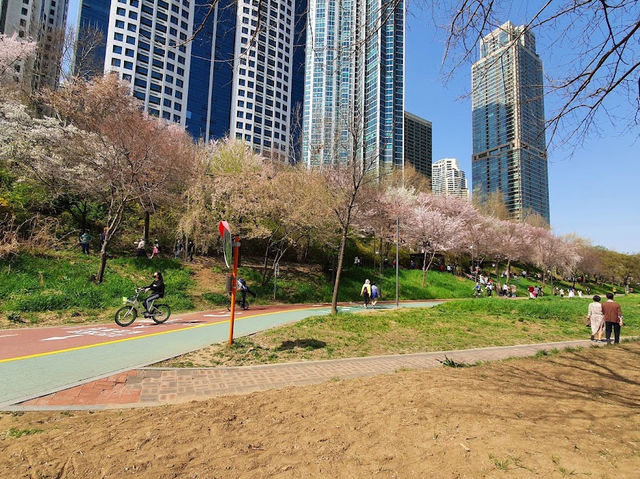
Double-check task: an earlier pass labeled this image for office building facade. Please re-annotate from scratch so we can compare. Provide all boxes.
[471,21,550,223]
[1,0,69,89]
[432,158,469,199]
[75,0,305,161]
[301,0,404,175]
[404,111,432,180]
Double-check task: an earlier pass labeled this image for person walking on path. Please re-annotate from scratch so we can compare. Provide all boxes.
[601,292,624,344]
[237,278,256,309]
[79,232,92,255]
[370,283,380,307]
[361,279,372,308]
[587,295,605,342]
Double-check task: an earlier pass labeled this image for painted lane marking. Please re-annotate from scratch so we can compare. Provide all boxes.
[0,306,329,363]
[0,334,19,339]
[41,335,83,342]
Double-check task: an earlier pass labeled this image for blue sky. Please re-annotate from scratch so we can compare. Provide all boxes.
[405,5,639,254]
[67,1,638,253]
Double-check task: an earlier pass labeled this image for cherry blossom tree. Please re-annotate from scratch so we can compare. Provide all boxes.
[46,75,197,282]
[406,193,472,286]
[0,34,36,87]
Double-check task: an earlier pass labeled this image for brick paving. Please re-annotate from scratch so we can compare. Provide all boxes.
[12,338,613,410]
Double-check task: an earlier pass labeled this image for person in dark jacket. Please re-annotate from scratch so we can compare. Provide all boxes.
[143,271,165,316]
[237,278,256,309]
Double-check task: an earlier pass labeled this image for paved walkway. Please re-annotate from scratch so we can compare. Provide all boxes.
[8,338,613,411]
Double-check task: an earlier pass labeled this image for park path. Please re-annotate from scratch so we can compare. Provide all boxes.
[0,301,439,408]
[8,338,611,411]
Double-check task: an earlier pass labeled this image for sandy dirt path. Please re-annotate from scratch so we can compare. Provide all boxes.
[1,343,639,478]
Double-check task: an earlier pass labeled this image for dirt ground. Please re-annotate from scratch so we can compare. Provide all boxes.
[1,344,639,478]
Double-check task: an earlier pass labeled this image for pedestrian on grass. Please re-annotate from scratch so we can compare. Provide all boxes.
[568,288,575,298]
[150,240,160,259]
[135,238,146,257]
[371,282,380,307]
[174,241,183,259]
[361,279,372,308]
[587,295,605,342]
[502,283,509,296]
[510,284,517,298]
[187,240,195,262]
[560,288,565,298]
[79,231,92,255]
[528,285,535,299]
[601,292,623,344]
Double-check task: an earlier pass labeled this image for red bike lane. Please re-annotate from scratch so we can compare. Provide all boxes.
[0,303,327,363]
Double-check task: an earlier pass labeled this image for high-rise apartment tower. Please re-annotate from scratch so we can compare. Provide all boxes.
[471,21,550,223]
[74,0,305,161]
[1,0,69,89]
[301,0,404,175]
[432,158,469,199]
[404,111,432,181]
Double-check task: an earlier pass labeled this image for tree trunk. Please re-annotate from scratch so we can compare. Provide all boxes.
[331,212,352,315]
[261,242,272,286]
[97,240,109,283]
[144,211,150,245]
[421,250,428,287]
[506,258,511,282]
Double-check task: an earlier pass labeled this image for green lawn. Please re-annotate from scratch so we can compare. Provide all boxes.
[159,295,640,367]
[0,252,194,324]
[232,265,476,305]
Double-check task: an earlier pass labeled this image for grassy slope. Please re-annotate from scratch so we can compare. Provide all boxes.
[0,252,193,324]
[160,295,640,367]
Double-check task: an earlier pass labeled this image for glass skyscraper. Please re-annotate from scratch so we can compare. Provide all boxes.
[471,21,550,223]
[301,0,404,175]
[74,0,306,161]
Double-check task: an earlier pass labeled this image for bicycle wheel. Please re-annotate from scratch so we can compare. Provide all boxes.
[150,304,171,324]
[115,306,137,327]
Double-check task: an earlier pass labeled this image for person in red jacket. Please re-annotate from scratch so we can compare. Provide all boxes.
[601,292,623,344]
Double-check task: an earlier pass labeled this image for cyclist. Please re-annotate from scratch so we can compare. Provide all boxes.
[237,277,256,309]
[143,271,165,317]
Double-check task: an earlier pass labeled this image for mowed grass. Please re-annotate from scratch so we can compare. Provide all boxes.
[232,265,476,305]
[159,295,640,367]
[0,252,194,324]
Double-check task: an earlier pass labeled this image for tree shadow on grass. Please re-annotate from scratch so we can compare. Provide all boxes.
[276,339,327,351]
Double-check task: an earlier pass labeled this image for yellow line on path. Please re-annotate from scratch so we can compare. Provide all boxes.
[0,306,325,364]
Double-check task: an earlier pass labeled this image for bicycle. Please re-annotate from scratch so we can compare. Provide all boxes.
[115,287,171,327]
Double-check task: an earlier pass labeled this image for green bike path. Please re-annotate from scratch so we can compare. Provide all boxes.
[0,302,439,407]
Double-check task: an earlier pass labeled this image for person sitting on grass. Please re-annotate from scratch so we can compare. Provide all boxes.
[143,271,165,317]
